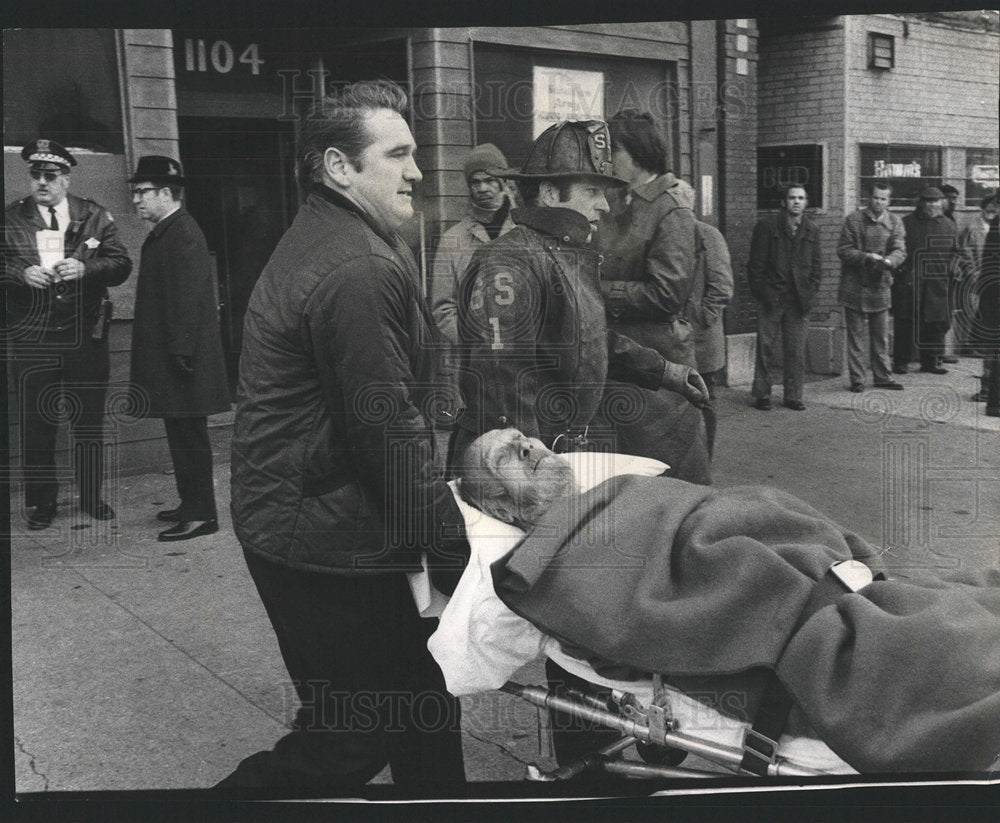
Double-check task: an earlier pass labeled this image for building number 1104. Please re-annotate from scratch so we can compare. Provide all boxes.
[184,39,264,75]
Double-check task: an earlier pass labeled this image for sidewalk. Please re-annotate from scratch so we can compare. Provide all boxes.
[11,357,999,793]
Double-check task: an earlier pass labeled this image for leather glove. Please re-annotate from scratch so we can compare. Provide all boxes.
[661,361,709,408]
[170,354,195,379]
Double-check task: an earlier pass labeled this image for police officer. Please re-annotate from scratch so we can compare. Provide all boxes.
[4,139,131,530]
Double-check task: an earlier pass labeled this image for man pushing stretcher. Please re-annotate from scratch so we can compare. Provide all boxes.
[455,428,1000,774]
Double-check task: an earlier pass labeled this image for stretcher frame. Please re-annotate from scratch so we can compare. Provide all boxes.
[502,677,836,781]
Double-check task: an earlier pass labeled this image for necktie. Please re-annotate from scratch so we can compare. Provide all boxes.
[48,207,59,231]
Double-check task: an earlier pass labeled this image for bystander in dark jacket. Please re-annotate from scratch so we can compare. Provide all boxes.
[747,185,822,410]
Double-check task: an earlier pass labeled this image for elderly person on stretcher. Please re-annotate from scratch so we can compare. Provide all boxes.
[450,428,1000,774]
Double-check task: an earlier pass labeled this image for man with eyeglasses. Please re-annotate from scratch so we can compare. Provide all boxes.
[4,138,131,530]
[126,156,229,541]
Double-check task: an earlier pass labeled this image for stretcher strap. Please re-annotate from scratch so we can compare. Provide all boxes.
[739,671,792,776]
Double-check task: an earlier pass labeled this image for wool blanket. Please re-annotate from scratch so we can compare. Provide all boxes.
[492,475,1000,773]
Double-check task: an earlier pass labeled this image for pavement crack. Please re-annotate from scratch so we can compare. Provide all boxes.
[15,735,50,791]
[71,575,288,728]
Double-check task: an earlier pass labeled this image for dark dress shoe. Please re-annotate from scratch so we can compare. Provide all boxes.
[940,356,959,364]
[158,519,219,542]
[27,500,58,530]
[783,400,806,411]
[873,380,904,391]
[753,397,771,410]
[83,501,115,520]
[919,365,948,375]
[157,507,183,522]
[893,364,908,375]
[849,383,864,393]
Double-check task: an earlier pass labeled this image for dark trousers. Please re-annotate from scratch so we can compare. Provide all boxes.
[917,319,951,369]
[893,314,915,368]
[163,416,217,520]
[751,296,808,403]
[844,307,892,384]
[986,353,1000,413]
[216,550,465,796]
[14,335,109,509]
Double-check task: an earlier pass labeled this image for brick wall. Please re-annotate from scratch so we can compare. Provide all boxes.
[718,18,759,336]
[757,18,846,320]
[844,14,1000,212]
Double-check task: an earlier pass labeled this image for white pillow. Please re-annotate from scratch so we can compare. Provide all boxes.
[427,451,668,695]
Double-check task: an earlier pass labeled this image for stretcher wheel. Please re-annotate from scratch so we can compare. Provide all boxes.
[635,740,688,766]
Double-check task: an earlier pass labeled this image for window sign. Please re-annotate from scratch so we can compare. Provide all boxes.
[532,66,605,138]
[859,145,942,204]
[756,144,823,208]
[965,148,999,203]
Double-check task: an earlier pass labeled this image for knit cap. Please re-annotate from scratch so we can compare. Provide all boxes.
[463,143,508,183]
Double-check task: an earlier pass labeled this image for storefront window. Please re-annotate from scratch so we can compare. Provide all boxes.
[472,44,679,179]
[964,148,999,204]
[859,144,942,204]
[3,29,123,154]
[757,144,824,209]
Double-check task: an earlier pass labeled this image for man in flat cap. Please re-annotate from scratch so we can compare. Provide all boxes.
[4,138,131,530]
[126,156,229,541]
[894,187,958,374]
[940,184,960,224]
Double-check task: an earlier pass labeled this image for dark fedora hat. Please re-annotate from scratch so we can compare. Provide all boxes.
[918,186,945,200]
[128,155,185,185]
[492,120,628,187]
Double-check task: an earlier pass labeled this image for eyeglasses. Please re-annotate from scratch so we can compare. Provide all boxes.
[131,187,161,197]
[29,170,63,182]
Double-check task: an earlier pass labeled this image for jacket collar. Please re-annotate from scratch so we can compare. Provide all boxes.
[863,207,892,226]
[630,172,679,204]
[17,193,89,241]
[17,196,48,229]
[771,211,813,234]
[469,194,511,225]
[512,206,593,247]
[309,182,398,245]
[147,205,187,240]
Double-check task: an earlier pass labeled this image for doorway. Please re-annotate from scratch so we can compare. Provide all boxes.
[178,116,297,395]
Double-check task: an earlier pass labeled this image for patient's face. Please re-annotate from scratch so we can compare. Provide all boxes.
[467,428,578,526]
